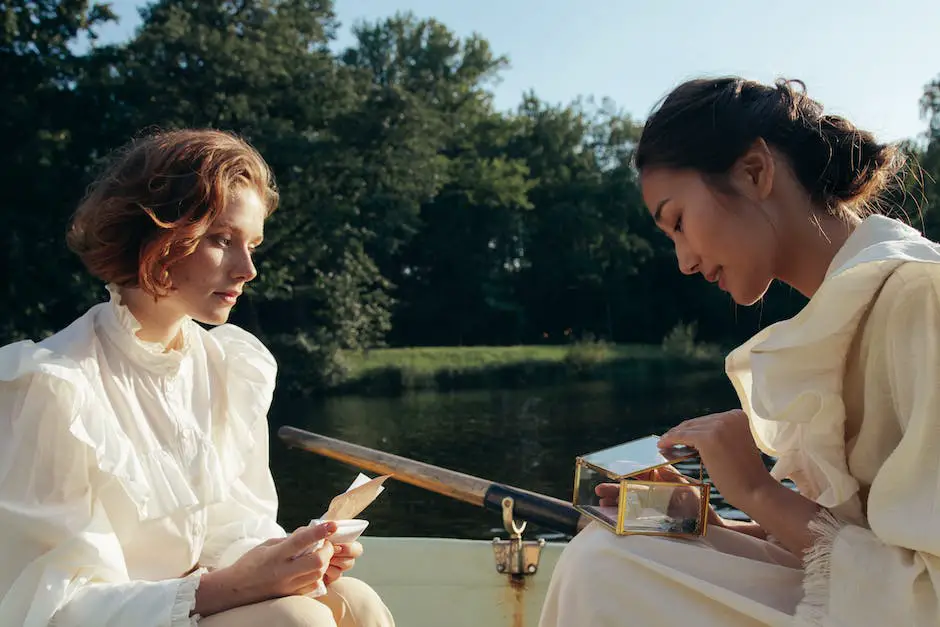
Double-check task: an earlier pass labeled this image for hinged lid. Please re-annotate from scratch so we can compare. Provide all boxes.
[576,435,698,480]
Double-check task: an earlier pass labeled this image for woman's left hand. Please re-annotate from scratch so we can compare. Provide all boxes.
[324,541,363,585]
[658,409,776,511]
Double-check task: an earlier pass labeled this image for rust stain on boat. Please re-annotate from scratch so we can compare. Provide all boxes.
[508,574,526,627]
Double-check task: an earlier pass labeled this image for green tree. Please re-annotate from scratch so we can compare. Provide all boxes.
[0,0,116,342]
[507,96,653,342]
[79,0,412,385]
[915,76,940,241]
[341,13,534,345]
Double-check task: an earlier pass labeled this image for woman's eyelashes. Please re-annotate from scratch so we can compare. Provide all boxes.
[210,234,232,247]
[208,232,263,254]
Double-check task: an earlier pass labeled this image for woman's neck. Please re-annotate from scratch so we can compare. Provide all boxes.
[118,287,186,351]
[776,212,859,299]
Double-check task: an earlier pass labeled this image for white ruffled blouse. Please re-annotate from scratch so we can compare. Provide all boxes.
[0,285,287,627]
[726,215,940,626]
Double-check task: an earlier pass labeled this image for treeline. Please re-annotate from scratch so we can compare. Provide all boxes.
[5,1,940,390]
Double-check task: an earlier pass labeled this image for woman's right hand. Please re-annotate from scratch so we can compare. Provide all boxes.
[194,521,338,617]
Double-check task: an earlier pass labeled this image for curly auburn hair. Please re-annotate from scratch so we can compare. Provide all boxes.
[67,129,279,297]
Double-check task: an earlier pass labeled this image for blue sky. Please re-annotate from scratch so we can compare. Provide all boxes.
[94,0,940,143]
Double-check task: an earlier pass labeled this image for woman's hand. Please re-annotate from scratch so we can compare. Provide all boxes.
[194,522,338,617]
[325,541,363,585]
[659,409,825,555]
[658,409,776,512]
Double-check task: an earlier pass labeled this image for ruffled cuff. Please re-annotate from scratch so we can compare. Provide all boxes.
[173,567,209,626]
[794,508,845,627]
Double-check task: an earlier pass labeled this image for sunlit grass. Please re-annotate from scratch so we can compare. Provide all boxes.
[343,344,662,376]
[326,342,721,395]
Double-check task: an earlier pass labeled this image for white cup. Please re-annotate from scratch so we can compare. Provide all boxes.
[314,518,370,544]
[291,518,369,560]
[292,518,370,598]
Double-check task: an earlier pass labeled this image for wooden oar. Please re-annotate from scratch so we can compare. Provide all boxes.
[278,425,590,537]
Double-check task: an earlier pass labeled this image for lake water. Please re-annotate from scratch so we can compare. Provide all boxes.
[269,369,743,540]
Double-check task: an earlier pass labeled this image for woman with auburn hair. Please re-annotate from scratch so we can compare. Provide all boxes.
[0,129,395,627]
[539,77,940,627]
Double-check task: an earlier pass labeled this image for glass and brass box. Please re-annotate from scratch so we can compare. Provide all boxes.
[573,435,711,537]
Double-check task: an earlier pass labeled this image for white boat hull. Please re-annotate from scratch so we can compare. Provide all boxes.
[354,537,565,627]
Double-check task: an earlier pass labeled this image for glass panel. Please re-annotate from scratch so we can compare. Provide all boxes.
[574,463,618,528]
[619,481,705,535]
[580,435,697,478]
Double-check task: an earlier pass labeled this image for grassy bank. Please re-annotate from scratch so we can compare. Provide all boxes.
[322,341,723,396]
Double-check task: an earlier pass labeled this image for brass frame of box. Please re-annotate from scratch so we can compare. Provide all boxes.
[572,455,712,538]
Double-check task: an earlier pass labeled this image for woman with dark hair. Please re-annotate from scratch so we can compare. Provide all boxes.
[0,129,395,627]
[538,78,940,627]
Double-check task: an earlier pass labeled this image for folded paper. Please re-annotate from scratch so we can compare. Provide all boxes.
[294,473,392,597]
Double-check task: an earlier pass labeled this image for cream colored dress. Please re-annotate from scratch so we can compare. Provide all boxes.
[538,215,940,627]
[0,286,390,627]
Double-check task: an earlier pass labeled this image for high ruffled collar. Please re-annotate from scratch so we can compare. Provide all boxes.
[825,214,923,280]
[97,284,195,376]
[725,214,940,513]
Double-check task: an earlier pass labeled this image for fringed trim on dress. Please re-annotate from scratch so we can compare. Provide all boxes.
[793,508,845,627]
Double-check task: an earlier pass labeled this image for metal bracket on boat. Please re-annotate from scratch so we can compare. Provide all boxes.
[492,496,545,576]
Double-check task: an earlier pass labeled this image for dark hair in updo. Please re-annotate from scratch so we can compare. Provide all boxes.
[634,77,905,217]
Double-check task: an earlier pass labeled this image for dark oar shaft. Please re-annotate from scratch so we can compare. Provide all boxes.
[278,426,588,536]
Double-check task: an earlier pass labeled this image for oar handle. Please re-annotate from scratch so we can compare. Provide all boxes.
[483,483,587,536]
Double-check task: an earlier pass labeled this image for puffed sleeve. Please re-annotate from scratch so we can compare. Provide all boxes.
[199,325,287,570]
[795,268,940,627]
[0,352,203,627]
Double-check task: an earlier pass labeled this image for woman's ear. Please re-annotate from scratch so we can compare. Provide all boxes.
[731,138,775,201]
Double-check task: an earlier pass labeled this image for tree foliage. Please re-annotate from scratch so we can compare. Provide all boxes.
[3,1,940,391]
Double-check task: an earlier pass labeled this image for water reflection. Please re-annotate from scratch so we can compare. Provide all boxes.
[269,371,741,539]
